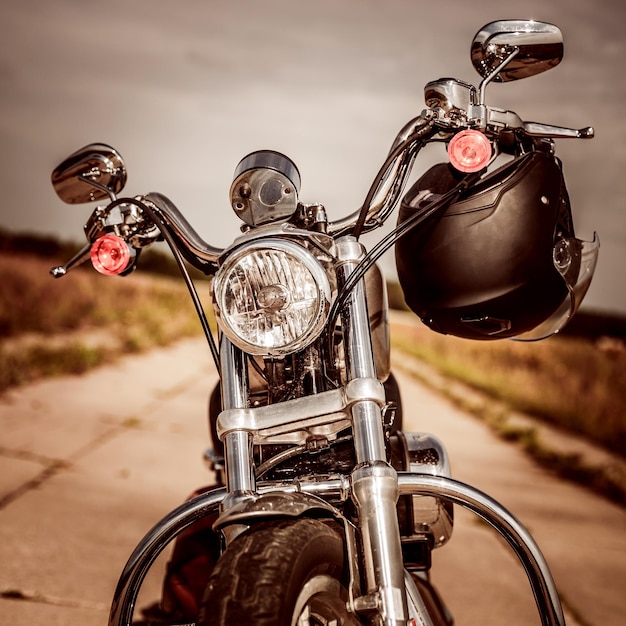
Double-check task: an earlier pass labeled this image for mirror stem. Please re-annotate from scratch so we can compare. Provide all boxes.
[477,47,519,105]
[79,174,118,202]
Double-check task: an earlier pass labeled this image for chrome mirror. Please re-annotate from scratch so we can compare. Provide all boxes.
[51,143,127,204]
[471,20,563,83]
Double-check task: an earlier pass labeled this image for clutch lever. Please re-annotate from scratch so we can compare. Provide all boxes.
[50,242,92,278]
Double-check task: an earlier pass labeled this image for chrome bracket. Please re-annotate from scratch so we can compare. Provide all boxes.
[216,376,385,445]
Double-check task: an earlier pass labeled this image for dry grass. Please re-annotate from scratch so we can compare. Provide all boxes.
[392,318,626,459]
[0,252,213,392]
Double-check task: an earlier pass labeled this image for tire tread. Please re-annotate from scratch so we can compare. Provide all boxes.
[199,518,345,626]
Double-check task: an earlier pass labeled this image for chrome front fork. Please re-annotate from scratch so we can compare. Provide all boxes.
[218,337,255,518]
[218,236,411,625]
[336,236,409,626]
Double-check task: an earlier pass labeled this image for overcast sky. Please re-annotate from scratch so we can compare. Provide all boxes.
[1,0,624,315]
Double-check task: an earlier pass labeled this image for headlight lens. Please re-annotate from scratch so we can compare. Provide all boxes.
[213,239,332,356]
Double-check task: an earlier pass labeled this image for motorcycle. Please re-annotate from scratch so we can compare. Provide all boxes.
[49,20,599,626]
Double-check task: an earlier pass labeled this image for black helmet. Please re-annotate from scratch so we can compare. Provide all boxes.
[395,151,598,340]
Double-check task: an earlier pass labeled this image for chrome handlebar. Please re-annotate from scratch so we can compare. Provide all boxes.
[141,192,223,267]
[50,114,436,278]
[138,116,437,250]
[50,89,592,278]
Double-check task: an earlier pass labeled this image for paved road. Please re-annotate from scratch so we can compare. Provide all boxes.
[0,338,624,625]
[393,365,626,626]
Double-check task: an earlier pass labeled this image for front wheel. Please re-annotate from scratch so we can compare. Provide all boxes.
[199,517,362,626]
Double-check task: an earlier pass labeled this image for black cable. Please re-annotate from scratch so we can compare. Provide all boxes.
[351,117,437,240]
[327,170,483,355]
[352,136,423,239]
[109,198,221,371]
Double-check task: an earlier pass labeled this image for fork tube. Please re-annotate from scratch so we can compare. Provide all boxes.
[336,236,408,626]
[219,336,255,504]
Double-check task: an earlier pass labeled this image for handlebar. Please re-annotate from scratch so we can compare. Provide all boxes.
[141,193,222,269]
[328,115,436,237]
[50,87,593,277]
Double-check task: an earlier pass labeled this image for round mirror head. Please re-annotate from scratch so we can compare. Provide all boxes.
[471,20,563,82]
[51,143,127,204]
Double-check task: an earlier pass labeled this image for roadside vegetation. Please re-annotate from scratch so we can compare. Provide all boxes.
[0,248,213,393]
[391,313,626,504]
[392,318,626,458]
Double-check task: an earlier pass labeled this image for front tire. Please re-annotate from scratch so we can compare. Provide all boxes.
[199,517,361,626]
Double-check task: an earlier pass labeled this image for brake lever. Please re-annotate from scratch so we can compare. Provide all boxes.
[480,106,594,139]
[522,121,594,139]
[50,242,91,278]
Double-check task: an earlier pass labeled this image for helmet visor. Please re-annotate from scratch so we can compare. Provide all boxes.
[514,233,599,341]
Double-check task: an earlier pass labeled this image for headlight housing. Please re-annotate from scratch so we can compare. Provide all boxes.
[212,239,332,356]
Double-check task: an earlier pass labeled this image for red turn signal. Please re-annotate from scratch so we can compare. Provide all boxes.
[90,234,131,275]
[448,129,492,173]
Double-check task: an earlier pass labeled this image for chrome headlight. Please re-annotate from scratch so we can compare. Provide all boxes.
[212,239,332,356]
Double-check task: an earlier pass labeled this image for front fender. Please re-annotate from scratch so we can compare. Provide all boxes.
[213,490,344,530]
[109,482,349,626]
